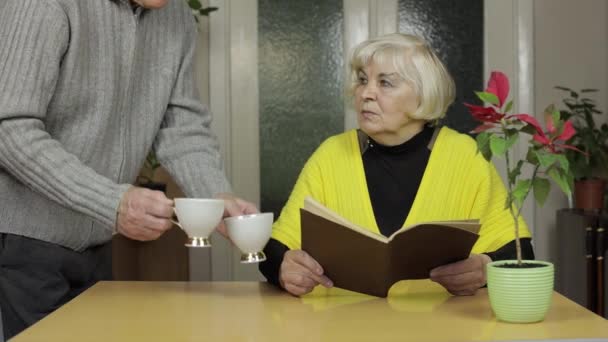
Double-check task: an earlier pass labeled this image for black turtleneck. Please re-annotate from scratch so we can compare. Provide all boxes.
[363,125,434,237]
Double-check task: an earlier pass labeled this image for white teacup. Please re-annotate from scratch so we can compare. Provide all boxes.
[224,213,273,263]
[172,198,224,248]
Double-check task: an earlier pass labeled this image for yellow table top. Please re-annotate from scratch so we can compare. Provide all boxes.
[12,280,608,341]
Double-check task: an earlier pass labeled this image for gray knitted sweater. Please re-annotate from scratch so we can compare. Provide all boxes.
[0,0,231,251]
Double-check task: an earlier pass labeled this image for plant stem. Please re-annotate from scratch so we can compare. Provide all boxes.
[512,206,522,265]
[503,121,539,265]
[510,165,539,265]
[503,130,521,265]
[505,185,522,264]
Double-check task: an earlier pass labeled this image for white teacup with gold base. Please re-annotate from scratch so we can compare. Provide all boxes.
[225,213,273,263]
[172,198,224,247]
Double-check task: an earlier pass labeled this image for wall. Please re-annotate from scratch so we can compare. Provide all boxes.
[533,0,608,262]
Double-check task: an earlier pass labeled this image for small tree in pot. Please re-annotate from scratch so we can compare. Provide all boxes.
[465,71,583,323]
[556,87,608,210]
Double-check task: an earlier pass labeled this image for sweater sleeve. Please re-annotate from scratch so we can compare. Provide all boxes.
[270,145,327,250]
[153,10,231,198]
[0,1,131,229]
[484,238,535,261]
[259,238,289,287]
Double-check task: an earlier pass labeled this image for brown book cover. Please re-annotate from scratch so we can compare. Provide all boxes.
[300,197,480,297]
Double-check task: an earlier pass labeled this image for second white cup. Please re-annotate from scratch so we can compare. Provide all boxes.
[224,212,273,263]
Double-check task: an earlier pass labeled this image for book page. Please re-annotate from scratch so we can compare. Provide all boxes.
[303,197,389,243]
[388,220,481,242]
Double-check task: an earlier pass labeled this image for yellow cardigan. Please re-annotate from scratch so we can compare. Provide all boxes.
[271,127,531,254]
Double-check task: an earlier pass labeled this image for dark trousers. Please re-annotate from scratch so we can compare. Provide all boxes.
[0,233,112,340]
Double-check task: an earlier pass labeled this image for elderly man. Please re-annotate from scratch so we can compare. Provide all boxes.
[0,0,256,339]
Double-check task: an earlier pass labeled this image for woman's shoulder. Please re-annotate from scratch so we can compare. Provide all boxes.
[315,130,357,153]
[437,126,480,153]
[436,126,489,165]
[437,126,476,146]
[303,130,358,167]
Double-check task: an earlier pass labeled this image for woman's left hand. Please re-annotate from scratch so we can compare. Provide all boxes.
[429,254,492,296]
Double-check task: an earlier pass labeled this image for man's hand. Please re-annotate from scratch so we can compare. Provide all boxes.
[429,253,492,296]
[116,186,174,241]
[213,192,259,238]
[279,250,333,296]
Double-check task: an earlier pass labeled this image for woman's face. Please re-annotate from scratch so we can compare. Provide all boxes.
[355,59,423,145]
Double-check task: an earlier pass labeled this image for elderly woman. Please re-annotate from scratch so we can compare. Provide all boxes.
[259,33,534,297]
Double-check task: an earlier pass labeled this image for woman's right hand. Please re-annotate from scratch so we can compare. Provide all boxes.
[279,250,333,296]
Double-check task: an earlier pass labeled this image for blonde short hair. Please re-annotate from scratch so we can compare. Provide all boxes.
[347,33,455,122]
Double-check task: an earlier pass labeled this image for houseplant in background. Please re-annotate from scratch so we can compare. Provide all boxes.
[465,71,582,323]
[186,0,218,21]
[137,149,165,191]
[555,86,608,210]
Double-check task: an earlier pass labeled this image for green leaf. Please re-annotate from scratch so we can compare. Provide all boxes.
[504,100,513,114]
[475,91,499,106]
[199,6,219,15]
[554,154,569,171]
[508,160,524,186]
[512,180,532,208]
[551,106,560,124]
[476,132,492,161]
[504,132,519,150]
[521,124,538,135]
[566,169,575,192]
[532,177,550,206]
[504,195,512,211]
[489,135,508,157]
[187,0,202,10]
[535,150,558,168]
[526,148,539,164]
[548,168,572,196]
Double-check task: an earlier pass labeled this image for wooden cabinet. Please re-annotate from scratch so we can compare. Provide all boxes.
[556,209,607,317]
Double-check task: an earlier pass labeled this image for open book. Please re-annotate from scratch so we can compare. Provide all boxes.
[300,197,481,297]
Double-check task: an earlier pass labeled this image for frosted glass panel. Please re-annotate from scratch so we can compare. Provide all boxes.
[259,0,344,215]
[399,0,483,133]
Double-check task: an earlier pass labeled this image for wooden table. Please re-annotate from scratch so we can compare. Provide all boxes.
[12,280,608,341]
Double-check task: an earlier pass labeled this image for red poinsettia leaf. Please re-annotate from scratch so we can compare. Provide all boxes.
[485,71,509,107]
[464,103,486,113]
[465,103,504,123]
[533,134,551,145]
[558,120,576,141]
[470,123,496,134]
[512,114,544,134]
[559,143,587,155]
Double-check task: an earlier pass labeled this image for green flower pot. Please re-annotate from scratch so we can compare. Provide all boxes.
[486,260,554,323]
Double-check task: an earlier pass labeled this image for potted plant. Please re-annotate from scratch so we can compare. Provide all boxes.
[465,71,582,323]
[186,0,218,21]
[136,151,166,191]
[555,86,608,210]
